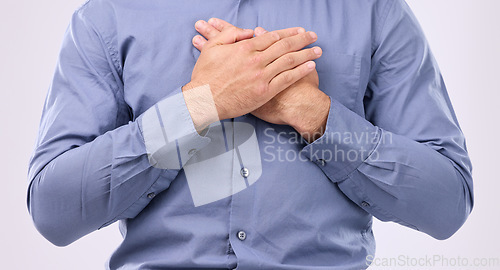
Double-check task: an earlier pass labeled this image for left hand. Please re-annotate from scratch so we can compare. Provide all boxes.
[192,18,331,142]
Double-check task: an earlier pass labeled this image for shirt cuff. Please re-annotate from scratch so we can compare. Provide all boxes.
[138,87,212,170]
[300,98,381,182]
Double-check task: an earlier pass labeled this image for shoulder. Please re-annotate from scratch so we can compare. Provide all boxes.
[73,0,118,33]
[70,0,122,72]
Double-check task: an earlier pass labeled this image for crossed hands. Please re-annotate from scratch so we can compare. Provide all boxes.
[183,18,330,142]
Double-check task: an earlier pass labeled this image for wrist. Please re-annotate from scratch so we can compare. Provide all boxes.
[182,83,219,134]
[289,90,330,143]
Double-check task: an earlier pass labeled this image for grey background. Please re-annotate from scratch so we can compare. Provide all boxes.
[1,0,498,269]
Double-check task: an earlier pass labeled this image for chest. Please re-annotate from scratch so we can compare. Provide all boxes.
[117,0,372,118]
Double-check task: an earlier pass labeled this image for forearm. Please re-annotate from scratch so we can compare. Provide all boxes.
[297,0,475,239]
[289,89,330,143]
[278,85,331,143]
[182,84,219,134]
[28,89,211,246]
[28,121,166,246]
[28,8,218,246]
[338,128,472,239]
[301,99,473,239]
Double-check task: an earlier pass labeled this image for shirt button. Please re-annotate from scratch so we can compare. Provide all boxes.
[317,159,326,166]
[147,192,156,199]
[361,201,370,207]
[240,168,250,178]
[188,149,197,155]
[237,230,247,241]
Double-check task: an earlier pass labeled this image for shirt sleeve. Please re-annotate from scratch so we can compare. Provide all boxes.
[27,9,210,246]
[300,0,473,240]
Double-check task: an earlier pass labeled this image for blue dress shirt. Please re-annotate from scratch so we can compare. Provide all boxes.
[27,0,473,269]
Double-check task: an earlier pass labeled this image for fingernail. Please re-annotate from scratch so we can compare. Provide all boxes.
[208,18,216,24]
[193,37,201,45]
[309,32,317,40]
[314,47,322,55]
[307,61,316,69]
[195,20,204,28]
[297,28,306,34]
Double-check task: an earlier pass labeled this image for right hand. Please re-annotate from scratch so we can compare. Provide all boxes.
[183,21,321,123]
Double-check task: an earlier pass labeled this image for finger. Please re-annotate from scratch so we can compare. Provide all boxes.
[265,47,322,79]
[202,26,254,48]
[192,35,208,51]
[208,18,255,41]
[261,31,318,64]
[195,20,221,40]
[205,18,254,42]
[254,27,267,37]
[268,61,316,94]
[208,18,233,32]
[251,27,305,51]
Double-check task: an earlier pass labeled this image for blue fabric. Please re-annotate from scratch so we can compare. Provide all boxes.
[27,0,473,269]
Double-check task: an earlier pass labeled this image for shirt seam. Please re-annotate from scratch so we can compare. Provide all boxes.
[77,4,127,126]
[373,0,397,53]
[77,0,122,75]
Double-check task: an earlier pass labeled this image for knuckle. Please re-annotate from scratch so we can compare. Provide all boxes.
[284,55,295,66]
[282,72,293,84]
[254,69,264,80]
[251,54,262,65]
[279,39,292,51]
[254,82,269,95]
[264,31,279,42]
[240,41,254,52]
[271,32,281,41]
[304,33,312,42]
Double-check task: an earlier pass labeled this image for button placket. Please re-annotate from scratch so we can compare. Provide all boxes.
[227,243,234,254]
